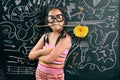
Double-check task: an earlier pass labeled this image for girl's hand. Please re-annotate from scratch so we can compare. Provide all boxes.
[38,47,53,60]
[43,46,53,55]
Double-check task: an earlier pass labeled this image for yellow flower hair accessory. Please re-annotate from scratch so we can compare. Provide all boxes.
[73,25,89,38]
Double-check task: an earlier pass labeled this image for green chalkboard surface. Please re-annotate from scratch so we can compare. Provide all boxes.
[0,0,119,80]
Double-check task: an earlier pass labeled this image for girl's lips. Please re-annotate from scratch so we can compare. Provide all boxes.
[49,24,63,31]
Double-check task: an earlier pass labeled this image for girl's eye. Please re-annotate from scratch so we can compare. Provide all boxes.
[47,14,64,23]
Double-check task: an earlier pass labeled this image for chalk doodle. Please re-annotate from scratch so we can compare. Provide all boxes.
[1,0,68,75]
[0,0,119,79]
[64,0,119,73]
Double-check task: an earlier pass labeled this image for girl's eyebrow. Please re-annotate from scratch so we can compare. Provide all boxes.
[48,14,63,16]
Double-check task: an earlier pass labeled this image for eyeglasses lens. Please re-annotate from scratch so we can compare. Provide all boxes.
[48,14,64,23]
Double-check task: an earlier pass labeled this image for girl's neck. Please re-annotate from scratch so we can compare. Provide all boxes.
[51,32,60,37]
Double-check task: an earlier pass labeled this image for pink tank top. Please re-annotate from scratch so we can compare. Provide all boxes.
[36,43,69,74]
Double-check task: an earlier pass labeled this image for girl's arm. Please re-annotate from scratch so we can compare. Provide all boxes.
[39,34,72,63]
[28,34,51,60]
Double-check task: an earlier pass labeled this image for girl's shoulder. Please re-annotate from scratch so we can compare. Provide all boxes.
[43,32,52,45]
[66,32,72,40]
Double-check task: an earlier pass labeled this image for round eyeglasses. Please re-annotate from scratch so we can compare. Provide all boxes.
[47,14,64,23]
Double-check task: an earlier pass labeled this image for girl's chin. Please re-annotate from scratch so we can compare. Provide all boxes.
[54,27,62,32]
[55,28,61,32]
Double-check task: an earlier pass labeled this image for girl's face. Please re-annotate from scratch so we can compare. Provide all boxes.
[47,9,65,32]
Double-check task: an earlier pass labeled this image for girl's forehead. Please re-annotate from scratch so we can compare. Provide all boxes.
[48,9,62,15]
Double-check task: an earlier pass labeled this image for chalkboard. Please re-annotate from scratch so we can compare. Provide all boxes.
[0,0,119,80]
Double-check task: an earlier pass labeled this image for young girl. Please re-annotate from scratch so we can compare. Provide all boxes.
[28,7,72,80]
